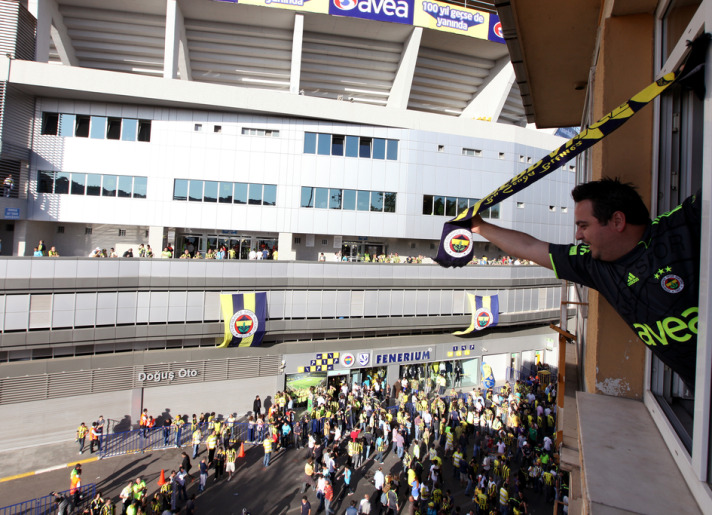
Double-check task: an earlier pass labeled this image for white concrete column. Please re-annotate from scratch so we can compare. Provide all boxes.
[28,0,51,62]
[278,232,295,260]
[164,0,180,79]
[148,226,165,256]
[13,220,28,256]
[290,14,304,94]
[387,27,422,109]
[460,57,515,121]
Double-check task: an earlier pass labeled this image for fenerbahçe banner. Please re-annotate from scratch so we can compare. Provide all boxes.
[218,292,267,347]
[454,294,499,335]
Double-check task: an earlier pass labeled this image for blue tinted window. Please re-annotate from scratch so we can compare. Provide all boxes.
[304,132,316,154]
[59,114,75,137]
[189,180,203,202]
[90,117,106,139]
[248,183,262,205]
[332,136,344,156]
[457,198,468,214]
[373,138,386,160]
[219,182,233,203]
[118,176,133,198]
[263,184,277,206]
[55,172,69,194]
[71,173,86,195]
[329,189,342,209]
[387,139,398,160]
[102,175,117,197]
[384,192,396,213]
[122,119,138,141]
[301,186,314,208]
[434,196,445,216]
[343,189,356,210]
[204,181,218,202]
[315,187,328,209]
[234,183,248,204]
[317,133,331,155]
[86,174,101,196]
[357,190,370,211]
[174,179,188,201]
[370,191,384,211]
[133,177,147,199]
[38,171,54,193]
[490,204,500,219]
[446,197,457,217]
[345,136,359,157]
[359,137,371,158]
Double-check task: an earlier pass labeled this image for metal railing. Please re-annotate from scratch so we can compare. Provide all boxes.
[0,484,95,515]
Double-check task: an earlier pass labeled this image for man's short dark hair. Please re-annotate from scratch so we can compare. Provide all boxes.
[571,177,649,225]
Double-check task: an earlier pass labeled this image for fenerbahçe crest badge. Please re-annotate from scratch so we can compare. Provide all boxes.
[229,309,259,339]
[475,308,494,329]
[444,229,473,259]
[661,274,684,294]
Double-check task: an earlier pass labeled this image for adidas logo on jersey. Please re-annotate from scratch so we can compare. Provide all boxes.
[627,273,639,286]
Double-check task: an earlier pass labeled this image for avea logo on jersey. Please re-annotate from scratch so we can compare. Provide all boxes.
[330,0,413,25]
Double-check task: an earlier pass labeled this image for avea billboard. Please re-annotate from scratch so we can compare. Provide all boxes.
[329,0,414,25]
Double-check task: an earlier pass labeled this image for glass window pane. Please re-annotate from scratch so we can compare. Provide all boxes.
[118,176,133,198]
[422,194,433,215]
[373,138,386,160]
[384,192,396,213]
[75,116,90,138]
[387,139,399,160]
[122,119,138,141]
[234,183,248,204]
[102,175,117,197]
[59,114,75,137]
[90,116,107,139]
[304,132,316,154]
[332,136,344,156]
[133,177,147,199]
[457,198,468,214]
[263,184,277,206]
[359,137,371,158]
[204,181,218,202]
[41,113,59,135]
[70,173,86,195]
[446,197,457,216]
[370,191,384,211]
[489,204,500,219]
[317,133,331,155]
[433,196,445,216]
[301,186,314,208]
[137,120,151,142]
[315,187,328,209]
[346,136,359,157]
[481,207,491,218]
[189,180,203,202]
[86,174,101,196]
[38,171,54,193]
[55,172,69,194]
[343,189,356,210]
[329,188,342,209]
[469,198,480,208]
[248,183,262,205]
[173,179,188,201]
[107,118,121,140]
[357,190,370,211]
[219,182,233,203]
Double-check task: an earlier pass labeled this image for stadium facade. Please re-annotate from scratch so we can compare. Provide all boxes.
[0,0,576,450]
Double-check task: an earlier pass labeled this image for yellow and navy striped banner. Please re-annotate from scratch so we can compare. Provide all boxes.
[435,70,679,267]
[218,292,267,348]
[454,294,499,335]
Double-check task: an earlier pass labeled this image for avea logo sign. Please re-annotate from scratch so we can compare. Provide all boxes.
[330,0,413,25]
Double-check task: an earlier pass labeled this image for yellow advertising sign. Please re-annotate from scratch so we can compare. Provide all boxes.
[413,0,491,39]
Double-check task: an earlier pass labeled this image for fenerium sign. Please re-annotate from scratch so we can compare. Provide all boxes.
[137,369,199,383]
[375,348,432,364]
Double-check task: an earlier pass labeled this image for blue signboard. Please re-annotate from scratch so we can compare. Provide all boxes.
[488,13,505,44]
[329,0,414,26]
[4,208,19,220]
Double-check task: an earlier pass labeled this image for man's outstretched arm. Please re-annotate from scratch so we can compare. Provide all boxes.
[471,215,553,269]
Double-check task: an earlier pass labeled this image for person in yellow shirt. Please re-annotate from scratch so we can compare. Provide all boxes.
[76,422,88,455]
[263,436,273,467]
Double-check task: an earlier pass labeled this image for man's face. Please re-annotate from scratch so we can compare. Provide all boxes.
[574,200,620,261]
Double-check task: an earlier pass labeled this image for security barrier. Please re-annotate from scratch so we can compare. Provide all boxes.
[0,484,95,515]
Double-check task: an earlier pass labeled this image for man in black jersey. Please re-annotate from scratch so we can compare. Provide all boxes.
[470,178,700,387]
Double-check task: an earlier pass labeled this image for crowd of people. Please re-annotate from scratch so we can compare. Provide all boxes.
[66,366,567,514]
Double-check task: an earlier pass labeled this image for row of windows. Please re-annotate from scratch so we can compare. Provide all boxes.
[304,133,398,160]
[37,171,147,198]
[41,112,152,142]
[422,195,500,219]
[301,187,396,213]
[173,180,277,206]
